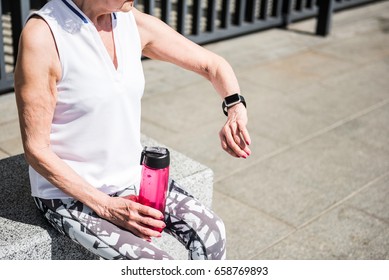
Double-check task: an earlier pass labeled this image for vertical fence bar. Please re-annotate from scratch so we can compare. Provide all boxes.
[0,0,16,93]
[30,0,47,10]
[271,0,281,17]
[0,0,6,85]
[260,0,269,19]
[245,0,256,22]
[306,0,314,9]
[160,0,171,25]
[234,0,246,26]
[295,0,304,10]
[221,0,231,28]
[143,0,155,15]
[281,0,292,26]
[206,0,217,32]
[316,0,334,36]
[10,0,31,63]
[192,0,201,35]
[177,0,187,35]
[1,0,8,13]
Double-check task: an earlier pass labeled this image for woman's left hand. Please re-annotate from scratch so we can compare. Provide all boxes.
[219,103,251,158]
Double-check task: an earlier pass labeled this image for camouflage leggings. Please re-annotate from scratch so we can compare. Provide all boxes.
[33,180,226,260]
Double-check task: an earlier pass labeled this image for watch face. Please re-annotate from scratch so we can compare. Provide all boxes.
[224,94,241,106]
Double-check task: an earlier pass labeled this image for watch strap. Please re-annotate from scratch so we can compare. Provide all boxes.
[222,94,246,116]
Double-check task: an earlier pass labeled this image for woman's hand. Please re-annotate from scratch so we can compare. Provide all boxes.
[102,196,166,241]
[219,103,251,158]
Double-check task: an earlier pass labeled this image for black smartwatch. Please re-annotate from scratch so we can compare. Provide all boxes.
[222,93,246,116]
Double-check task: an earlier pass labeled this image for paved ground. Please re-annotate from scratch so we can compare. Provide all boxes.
[1,1,388,259]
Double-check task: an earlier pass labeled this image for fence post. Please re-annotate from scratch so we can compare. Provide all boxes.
[10,0,31,64]
[281,0,292,27]
[0,0,6,83]
[143,0,155,16]
[221,0,231,29]
[160,0,171,25]
[177,0,187,35]
[206,0,217,32]
[234,0,246,26]
[30,0,47,10]
[316,0,334,36]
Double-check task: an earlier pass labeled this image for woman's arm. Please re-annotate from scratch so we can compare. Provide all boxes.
[14,17,164,240]
[133,9,251,158]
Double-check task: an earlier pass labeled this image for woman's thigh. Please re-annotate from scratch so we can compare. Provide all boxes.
[33,180,226,260]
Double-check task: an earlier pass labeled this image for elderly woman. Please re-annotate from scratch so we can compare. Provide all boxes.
[14,0,251,260]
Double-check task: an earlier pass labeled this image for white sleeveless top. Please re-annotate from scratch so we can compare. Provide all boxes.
[29,0,145,198]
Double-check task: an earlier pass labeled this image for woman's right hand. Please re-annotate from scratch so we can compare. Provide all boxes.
[101,196,166,241]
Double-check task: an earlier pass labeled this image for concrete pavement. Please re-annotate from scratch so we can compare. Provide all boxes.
[1,1,388,259]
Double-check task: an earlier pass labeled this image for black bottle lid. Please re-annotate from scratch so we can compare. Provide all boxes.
[140,146,170,169]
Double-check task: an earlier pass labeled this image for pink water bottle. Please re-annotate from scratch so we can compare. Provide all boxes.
[138,146,170,232]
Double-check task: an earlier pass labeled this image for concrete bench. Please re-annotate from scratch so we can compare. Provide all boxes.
[0,135,213,260]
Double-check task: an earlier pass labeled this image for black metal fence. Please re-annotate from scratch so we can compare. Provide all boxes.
[135,0,380,42]
[0,0,381,94]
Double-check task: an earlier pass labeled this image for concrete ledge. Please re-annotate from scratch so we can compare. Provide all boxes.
[0,135,213,260]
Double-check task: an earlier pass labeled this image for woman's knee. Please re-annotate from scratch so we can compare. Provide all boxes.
[206,214,227,260]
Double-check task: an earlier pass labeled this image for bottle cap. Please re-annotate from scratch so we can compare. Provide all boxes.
[140,146,170,169]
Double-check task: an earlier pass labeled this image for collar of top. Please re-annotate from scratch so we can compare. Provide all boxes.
[61,0,117,24]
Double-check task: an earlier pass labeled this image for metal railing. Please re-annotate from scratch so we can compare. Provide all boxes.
[0,5,12,94]
[0,0,381,94]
